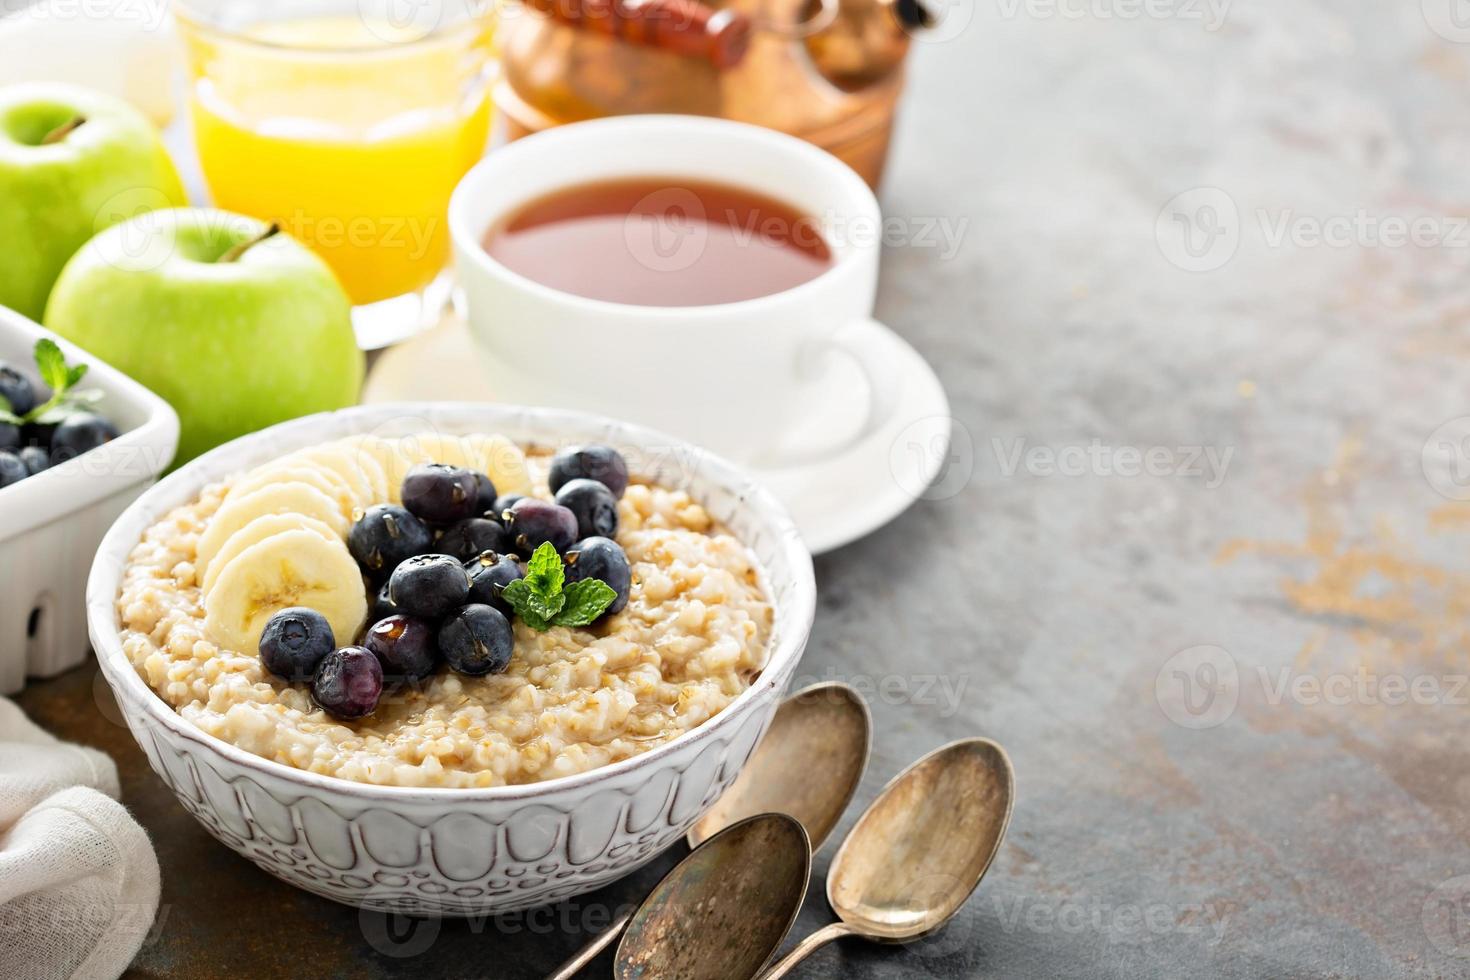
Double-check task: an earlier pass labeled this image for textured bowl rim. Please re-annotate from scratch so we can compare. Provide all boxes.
[86,402,815,804]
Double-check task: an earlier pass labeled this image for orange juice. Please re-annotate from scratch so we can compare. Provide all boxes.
[181,14,493,306]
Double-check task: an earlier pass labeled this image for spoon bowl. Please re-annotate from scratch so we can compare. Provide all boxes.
[616,813,811,980]
[544,683,870,980]
[829,736,1014,940]
[757,737,1015,979]
[689,681,872,850]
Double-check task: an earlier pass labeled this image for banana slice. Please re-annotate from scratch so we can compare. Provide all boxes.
[227,464,359,522]
[349,445,389,503]
[336,435,407,503]
[395,432,477,470]
[280,445,378,510]
[394,432,534,497]
[204,529,367,655]
[197,482,348,575]
[473,434,533,497]
[200,512,340,598]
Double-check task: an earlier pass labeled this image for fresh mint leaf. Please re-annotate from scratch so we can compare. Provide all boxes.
[502,540,620,632]
[552,579,617,628]
[34,339,68,393]
[20,338,97,425]
[523,542,565,597]
[30,401,92,425]
[500,578,555,630]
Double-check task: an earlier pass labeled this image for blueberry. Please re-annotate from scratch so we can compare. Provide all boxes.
[401,463,480,524]
[555,478,619,540]
[18,445,47,476]
[464,551,523,617]
[22,421,55,451]
[438,604,514,676]
[492,493,525,520]
[311,646,383,720]
[370,582,400,626]
[349,505,433,577]
[259,607,337,682]
[50,412,119,461]
[0,451,27,488]
[504,497,579,555]
[472,471,498,515]
[364,614,438,686]
[388,554,471,620]
[0,422,19,452]
[565,536,632,615]
[0,361,36,417]
[548,445,629,498]
[437,517,510,562]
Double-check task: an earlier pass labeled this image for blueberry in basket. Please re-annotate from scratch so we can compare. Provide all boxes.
[19,445,48,476]
[548,444,629,498]
[402,463,481,524]
[0,451,27,489]
[349,504,434,577]
[0,339,118,490]
[50,412,120,461]
[0,361,37,417]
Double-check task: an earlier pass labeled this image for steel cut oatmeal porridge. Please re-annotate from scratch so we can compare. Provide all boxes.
[115,435,773,788]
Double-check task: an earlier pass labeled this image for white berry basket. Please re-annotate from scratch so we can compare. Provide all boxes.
[0,306,179,695]
[86,403,815,916]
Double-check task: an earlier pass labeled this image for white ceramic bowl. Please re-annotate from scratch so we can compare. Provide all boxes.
[0,305,178,695]
[86,403,814,916]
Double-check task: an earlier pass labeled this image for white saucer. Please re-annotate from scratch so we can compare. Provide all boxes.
[363,316,951,554]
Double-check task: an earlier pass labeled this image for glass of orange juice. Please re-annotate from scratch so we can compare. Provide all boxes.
[175,0,495,348]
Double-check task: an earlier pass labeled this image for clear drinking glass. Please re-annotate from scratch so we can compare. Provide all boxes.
[174,0,496,348]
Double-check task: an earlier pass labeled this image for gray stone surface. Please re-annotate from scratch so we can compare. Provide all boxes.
[21,1,1470,976]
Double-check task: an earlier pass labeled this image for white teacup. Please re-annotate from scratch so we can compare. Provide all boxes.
[449,115,901,466]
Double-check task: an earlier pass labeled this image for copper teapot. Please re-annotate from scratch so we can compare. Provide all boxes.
[494,0,932,187]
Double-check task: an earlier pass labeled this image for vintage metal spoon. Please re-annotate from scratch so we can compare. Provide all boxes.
[614,813,812,980]
[757,737,1015,979]
[544,683,872,979]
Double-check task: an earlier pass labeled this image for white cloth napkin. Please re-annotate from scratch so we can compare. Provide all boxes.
[0,697,160,980]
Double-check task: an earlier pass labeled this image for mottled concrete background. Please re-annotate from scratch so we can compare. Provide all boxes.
[20,0,1470,976]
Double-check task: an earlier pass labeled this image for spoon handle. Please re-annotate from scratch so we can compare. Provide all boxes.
[543,910,634,980]
[757,922,856,979]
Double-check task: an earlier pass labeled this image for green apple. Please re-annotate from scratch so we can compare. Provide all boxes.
[44,208,363,463]
[0,82,186,321]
